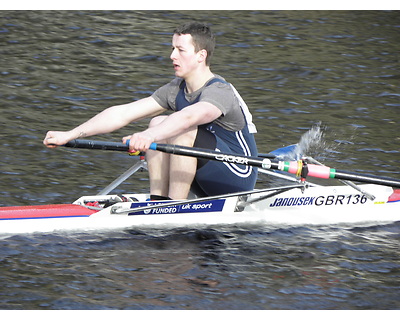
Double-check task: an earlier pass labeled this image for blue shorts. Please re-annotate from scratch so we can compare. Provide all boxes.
[192,124,258,197]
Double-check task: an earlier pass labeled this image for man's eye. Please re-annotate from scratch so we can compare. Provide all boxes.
[172,47,184,52]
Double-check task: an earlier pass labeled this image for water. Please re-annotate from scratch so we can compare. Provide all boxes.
[1,10,400,310]
[1,224,400,310]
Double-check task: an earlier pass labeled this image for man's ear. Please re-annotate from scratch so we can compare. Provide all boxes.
[197,49,208,63]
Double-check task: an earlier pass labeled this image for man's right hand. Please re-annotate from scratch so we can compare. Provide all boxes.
[43,131,74,148]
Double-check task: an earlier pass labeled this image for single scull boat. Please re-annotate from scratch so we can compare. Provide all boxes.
[1,139,399,234]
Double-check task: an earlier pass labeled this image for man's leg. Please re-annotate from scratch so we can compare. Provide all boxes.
[146,116,170,198]
[167,128,198,199]
[146,116,197,200]
[147,148,170,198]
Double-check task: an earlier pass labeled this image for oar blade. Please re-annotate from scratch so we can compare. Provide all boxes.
[270,144,300,160]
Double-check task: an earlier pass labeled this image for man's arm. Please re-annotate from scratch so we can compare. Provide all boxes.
[123,101,222,152]
[43,97,165,147]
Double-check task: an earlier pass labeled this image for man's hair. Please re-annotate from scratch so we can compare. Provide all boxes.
[174,22,215,66]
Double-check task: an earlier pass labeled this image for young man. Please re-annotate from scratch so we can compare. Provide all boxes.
[44,22,258,200]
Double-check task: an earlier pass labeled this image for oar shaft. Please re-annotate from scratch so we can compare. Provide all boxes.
[150,143,275,165]
[272,160,400,187]
[150,143,400,188]
[333,169,400,187]
[62,140,400,188]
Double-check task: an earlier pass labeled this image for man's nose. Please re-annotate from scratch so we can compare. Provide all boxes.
[170,48,177,60]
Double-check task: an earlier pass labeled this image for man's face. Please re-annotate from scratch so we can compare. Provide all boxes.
[170,33,202,78]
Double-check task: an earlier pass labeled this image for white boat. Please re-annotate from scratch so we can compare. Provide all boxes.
[1,140,399,235]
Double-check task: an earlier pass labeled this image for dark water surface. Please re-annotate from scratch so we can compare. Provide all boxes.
[1,10,400,310]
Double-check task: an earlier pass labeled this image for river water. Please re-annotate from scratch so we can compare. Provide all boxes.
[1,10,399,310]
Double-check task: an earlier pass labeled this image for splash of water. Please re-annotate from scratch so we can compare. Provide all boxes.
[273,123,356,162]
[275,123,326,160]
[293,123,326,160]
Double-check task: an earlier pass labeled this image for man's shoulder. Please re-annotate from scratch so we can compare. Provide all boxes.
[210,74,228,84]
[204,75,233,93]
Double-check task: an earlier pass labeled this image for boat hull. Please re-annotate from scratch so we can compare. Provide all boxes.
[247,184,400,225]
[0,184,399,234]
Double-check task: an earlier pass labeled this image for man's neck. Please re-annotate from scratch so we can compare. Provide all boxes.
[184,67,214,93]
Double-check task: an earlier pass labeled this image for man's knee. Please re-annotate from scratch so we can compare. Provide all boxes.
[148,115,197,145]
[149,115,168,128]
[169,128,197,145]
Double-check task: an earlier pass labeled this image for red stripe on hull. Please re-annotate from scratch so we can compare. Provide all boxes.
[0,204,97,220]
[388,189,400,203]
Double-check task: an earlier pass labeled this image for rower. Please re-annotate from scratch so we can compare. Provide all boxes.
[43,22,258,200]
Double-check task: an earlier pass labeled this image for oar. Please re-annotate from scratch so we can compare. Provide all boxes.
[148,143,400,188]
[263,144,299,160]
[63,139,400,188]
[63,139,277,159]
[63,139,295,194]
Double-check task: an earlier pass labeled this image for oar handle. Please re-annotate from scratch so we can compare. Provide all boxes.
[64,139,142,155]
[64,139,129,151]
